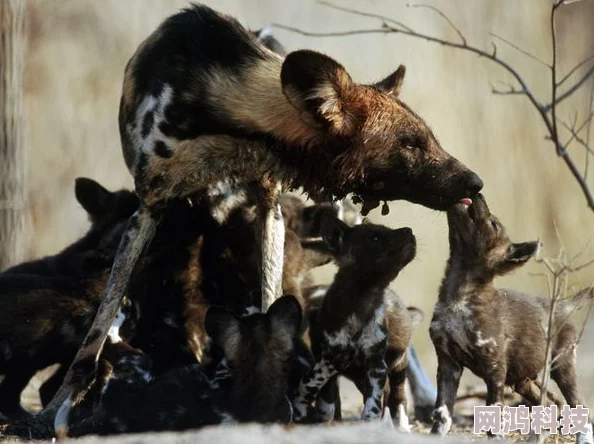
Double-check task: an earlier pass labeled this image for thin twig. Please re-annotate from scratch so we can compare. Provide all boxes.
[557,53,594,86]
[544,63,594,111]
[316,0,414,33]
[412,4,466,44]
[490,33,550,68]
[558,118,594,156]
[586,77,594,179]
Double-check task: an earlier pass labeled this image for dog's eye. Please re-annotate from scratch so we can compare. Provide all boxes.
[490,220,498,231]
[370,235,381,243]
[399,135,423,150]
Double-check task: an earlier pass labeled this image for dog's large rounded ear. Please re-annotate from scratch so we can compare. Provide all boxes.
[268,295,303,337]
[373,64,406,96]
[281,50,360,137]
[75,177,114,219]
[320,213,349,255]
[205,307,241,361]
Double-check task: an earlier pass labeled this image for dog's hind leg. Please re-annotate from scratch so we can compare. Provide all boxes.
[257,180,284,311]
[406,345,436,424]
[0,368,36,419]
[46,206,159,438]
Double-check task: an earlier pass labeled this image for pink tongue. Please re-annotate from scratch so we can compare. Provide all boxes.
[459,197,473,206]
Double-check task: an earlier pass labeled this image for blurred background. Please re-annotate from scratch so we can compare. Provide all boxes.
[6,0,594,409]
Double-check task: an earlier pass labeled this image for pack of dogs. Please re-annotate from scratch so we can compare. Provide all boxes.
[0,3,592,443]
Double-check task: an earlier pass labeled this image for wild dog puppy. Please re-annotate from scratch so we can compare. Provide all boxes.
[4,177,138,277]
[303,285,423,429]
[430,194,593,444]
[0,178,136,419]
[51,2,483,424]
[63,296,303,437]
[292,215,416,423]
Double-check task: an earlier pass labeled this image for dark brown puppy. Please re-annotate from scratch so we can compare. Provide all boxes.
[304,286,423,429]
[292,215,416,423]
[430,194,593,443]
[0,178,137,419]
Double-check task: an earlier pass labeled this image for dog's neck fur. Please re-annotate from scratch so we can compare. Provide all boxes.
[207,57,327,150]
[438,256,496,306]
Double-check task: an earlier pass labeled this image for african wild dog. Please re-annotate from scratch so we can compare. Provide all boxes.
[292,214,416,423]
[430,194,593,443]
[304,285,424,429]
[62,296,304,436]
[49,3,483,426]
[0,178,137,420]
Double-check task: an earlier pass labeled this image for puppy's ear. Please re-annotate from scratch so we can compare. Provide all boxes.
[407,307,425,328]
[507,241,539,264]
[373,64,406,96]
[281,50,361,137]
[267,295,303,338]
[320,213,349,255]
[205,307,241,361]
[75,177,114,219]
[499,241,539,274]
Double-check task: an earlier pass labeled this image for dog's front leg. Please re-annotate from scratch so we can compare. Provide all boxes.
[431,354,463,436]
[51,206,159,438]
[259,180,284,311]
[292,359,337,422]
[361,359,388,421]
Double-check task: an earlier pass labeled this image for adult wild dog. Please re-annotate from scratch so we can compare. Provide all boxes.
[49,3,483,428]
[430,194,593,443]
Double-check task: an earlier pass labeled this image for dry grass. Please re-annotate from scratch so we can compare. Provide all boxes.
[15,0,594,410]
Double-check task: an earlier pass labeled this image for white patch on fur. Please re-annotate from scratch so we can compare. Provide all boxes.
[475,330,497,348]
[381,407,394,429]
[308,287,328,300]
[208,181,249,224]
[108,309,126,343]
[335,201,345,221]
[242,305,260,316]
[324,304,386,352]
[433,405,453,435]
[129,84,177,167]
[396,404,411,432]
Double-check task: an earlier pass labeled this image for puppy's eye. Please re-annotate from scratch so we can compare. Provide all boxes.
[371,235,381,243]
[490,220,498,231]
